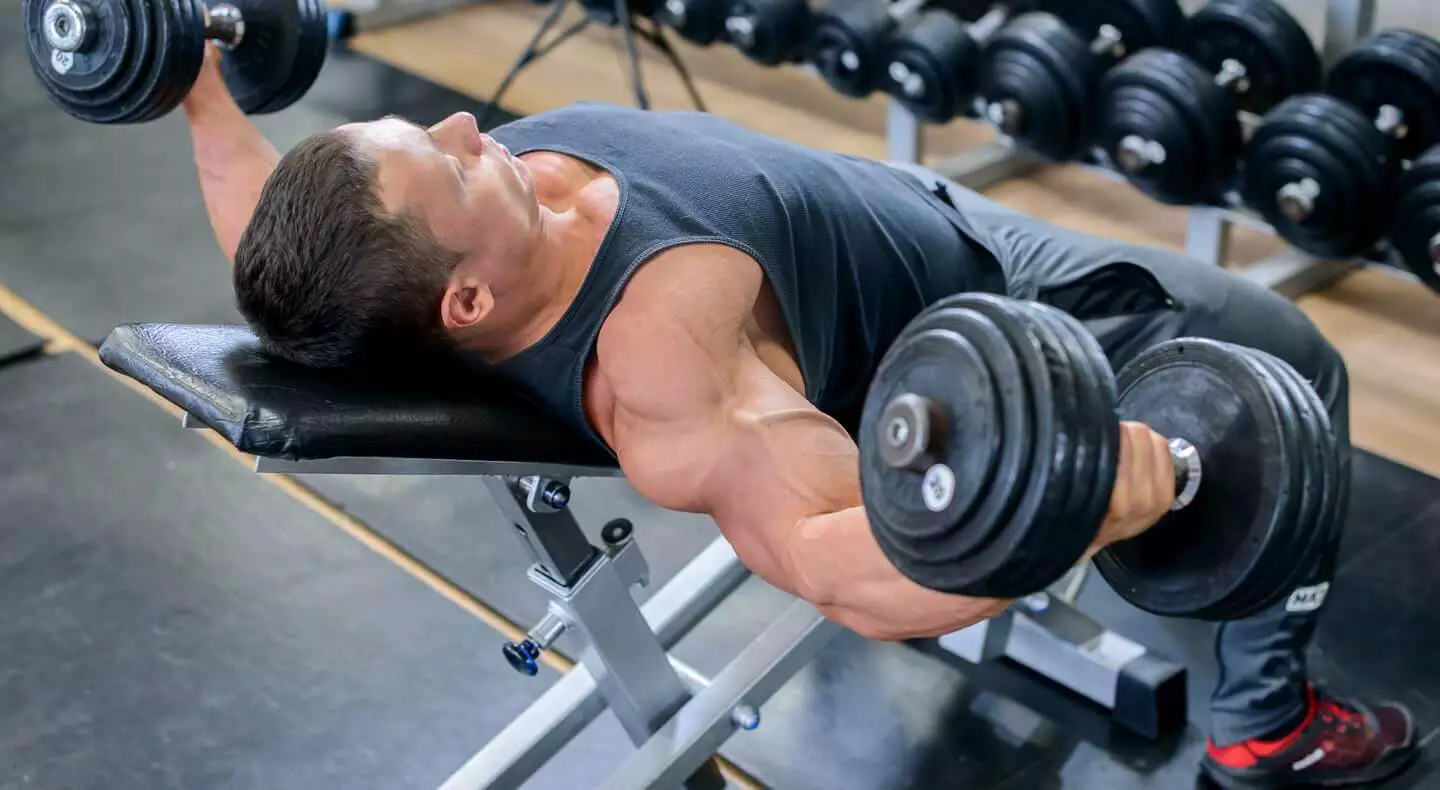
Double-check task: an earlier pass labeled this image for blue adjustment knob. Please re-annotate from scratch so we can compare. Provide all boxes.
[503,640,542,676]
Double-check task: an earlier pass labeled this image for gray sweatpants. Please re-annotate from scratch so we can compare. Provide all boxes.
[890,163,1349,745]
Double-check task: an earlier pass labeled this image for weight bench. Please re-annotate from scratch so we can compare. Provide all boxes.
[99,322,1186,788]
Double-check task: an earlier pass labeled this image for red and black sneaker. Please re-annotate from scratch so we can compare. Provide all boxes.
[1202,685,1418,789]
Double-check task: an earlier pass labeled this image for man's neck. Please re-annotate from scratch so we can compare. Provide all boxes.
[468,203,605,362]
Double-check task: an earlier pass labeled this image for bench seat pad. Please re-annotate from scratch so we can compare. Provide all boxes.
[98,323,617,468]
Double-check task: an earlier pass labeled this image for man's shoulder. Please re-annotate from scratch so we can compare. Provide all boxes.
[589,244,761,412]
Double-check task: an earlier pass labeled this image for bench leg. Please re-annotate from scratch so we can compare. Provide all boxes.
[598,599,842,790]
[443,479,750,789]
[938,590,1187,739]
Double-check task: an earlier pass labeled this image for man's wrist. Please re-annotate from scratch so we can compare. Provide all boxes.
[183,88,235,119]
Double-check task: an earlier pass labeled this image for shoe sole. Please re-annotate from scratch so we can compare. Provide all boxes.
[1201,747,1419,789]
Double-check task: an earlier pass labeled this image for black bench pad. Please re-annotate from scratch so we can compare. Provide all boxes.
[98,324,617,468]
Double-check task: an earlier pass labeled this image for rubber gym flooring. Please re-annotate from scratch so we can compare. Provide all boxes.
[3,11,1440,790]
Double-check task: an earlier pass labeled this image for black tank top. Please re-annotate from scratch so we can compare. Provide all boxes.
[489,103,1006,450]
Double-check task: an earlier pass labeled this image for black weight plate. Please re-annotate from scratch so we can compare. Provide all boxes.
[24,0,134,106]
[884,9,979,123]
[1095,339,1297,620]
[1390,144,1440,293]
[112,0,195,123]
[256,0,329,114]
[807,0,895,98]
[1185,0,1320,115]
[967,300,1083,594]
[101,0,162,122]
[859,313,1012,589]
[1043,0,1184,60]
[274,0,330,111]
[978,12,1098,161]
[249,0,309,114]
[1031,302,1121,555]
[1328,29,1440,162]
[1095,48,1243,204]
[658,0,727,45]
[725,0,811,66]
[133,0,206,122]
[1239,348,1338,616]
[931,296,1069,598]
[220,0,303,114]
[1204,348,1310,618]
[23,0,164,123]
[1023,304,1115,581]
[1241,94,1395,259]
[1214,347,1316,619]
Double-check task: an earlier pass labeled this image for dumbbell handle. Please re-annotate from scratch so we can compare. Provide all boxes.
[1090,23,1124,58]
[205,3,247,50]
[1214,57,1250,92]
[1375,104,1406,137]
[1169,437,1202,510]
[41,0,93,53]
[969,3,1010,42]
[888,0,927,21]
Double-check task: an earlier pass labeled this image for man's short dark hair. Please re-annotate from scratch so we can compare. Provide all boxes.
[234,130,465,368]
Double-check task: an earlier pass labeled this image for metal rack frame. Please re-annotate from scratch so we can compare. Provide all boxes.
[886,0,1386,300]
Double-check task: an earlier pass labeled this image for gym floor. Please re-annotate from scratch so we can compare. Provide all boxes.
[2,3,1439,789]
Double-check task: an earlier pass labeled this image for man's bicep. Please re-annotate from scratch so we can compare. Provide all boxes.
[608,352,1014,639]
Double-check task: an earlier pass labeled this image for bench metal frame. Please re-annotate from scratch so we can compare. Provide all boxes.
[249,443,1188,788]
[251,437,842,789]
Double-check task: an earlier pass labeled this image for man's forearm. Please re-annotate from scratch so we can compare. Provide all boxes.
[183,89,279,263]
[782,506,1014,641]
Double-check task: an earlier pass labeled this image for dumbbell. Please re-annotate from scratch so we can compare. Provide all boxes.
[723,0,812,66]
[858,293,1341,621]
[1390,145,1440,295]
[881,2,1018,124]
[23,0,328,124]
[972,0,1184,162]
[1094,0,1321,205]
[808,0,926,99]
[656,0,730,44]
[1240,30,1440,260]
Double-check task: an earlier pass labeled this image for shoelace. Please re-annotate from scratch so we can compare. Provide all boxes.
[1319,697,1367,735]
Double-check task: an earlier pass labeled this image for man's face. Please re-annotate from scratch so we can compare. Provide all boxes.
[339,112,537,261]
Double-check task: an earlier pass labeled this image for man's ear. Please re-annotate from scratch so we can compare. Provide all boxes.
[440,272,495,332]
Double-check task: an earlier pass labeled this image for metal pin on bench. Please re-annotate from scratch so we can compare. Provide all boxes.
[98,323,841,789]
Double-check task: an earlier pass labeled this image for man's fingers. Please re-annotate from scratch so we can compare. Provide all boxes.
[1113,422,1136,520]
[1145,428,1173,513]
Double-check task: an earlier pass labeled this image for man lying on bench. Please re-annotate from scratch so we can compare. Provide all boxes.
[158,47,1412,788]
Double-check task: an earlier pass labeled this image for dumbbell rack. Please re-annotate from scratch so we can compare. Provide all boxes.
[887,0,1395,301]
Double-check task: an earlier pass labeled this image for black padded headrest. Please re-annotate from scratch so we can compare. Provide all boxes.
[97,324,617,469]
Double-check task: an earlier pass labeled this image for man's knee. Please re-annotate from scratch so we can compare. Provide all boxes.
[1204,281,1350,438]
